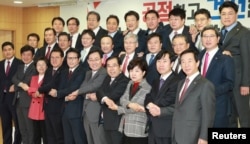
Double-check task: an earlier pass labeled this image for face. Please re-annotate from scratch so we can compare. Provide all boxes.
[147,37,162,54]
[67,52,80,69]
[87,52,102,71]
[81,33,94,48]
[169,15,185,30]
[50,52,63,68]
[44,30,56,45]
[27,36,39,48]
[58,35,70,51]
[145,13,160,30]
[101,37,114,54]
[2,45,15,60]
[180,53,199,77]
[126,15,139,31]
[106,58,121,78]
[124,37,138,54]
[87,14,100,30]
[202,29,220,51]
[220,7,237,27]
[52,19,64,34]
[156,54,173,75]
[21,51,33,64]
[106,18,119,33]
[194,14,211,31]
[172,37,189,55]
[67,19,79,34]
[36,60,47,75]
[129,66,145,82]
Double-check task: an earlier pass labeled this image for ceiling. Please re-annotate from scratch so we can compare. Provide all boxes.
[0,0,99,7]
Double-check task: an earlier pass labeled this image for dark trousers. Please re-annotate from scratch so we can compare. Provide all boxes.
[16,102,34,144]
[45,112,64,144]
[148,130,171,144]
[0,99,21,144]
[33,120,47,144]
[104,130,123,144]
[123,135,148,144]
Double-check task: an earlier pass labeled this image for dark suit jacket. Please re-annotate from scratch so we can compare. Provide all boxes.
[144,54,160,85]
[164,25,197,53]
[172,74,215,144]
[199,49,235,125]
[12,62,37,107]
[219,22,250,88]
[62,47,74,67]
[112,31,124,54]
[78,67,107,123]
[173,56,186,79]
[136,29,147,53]
[0,58,22,104]
[96,73,129,130]
[79,45,100,70]
[145,72,180,138]
[93,27,108,48]
[57,66,85,119]
[73,34,83,52]
[38,66,66,114]
[34,43,60,61]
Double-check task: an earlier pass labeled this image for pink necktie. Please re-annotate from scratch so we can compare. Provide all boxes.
[179,78,190,103]
[102,54,108,66]
[202,52,209,77]
[122,55,129,73]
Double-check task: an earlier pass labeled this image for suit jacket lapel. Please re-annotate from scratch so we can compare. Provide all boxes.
[223,23,241,46]
[206,51,220,77]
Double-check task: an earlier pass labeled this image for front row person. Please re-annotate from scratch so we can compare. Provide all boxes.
[12,45,37,144]
[145,50,180,144]
[96,56,130,144]
[172,49,215,144]
[28,57,48,144]
[109,58,151,144]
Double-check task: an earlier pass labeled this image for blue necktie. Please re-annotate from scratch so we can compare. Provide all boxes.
[149,54,154,65]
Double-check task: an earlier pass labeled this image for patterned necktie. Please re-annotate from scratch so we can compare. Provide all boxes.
[174,58,180,73]
[179,78,190,103]
[122,55,129,73]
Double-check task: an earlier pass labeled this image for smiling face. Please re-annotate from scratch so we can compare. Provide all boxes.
[220,7,237,27]
[126,15,139,32]
[145,13,160,30]
[169,15,185,30]
[180,52,199,77]
[36,60,47,75]
[106,58,121,78]
[87,52,102,71]
[194,14,211,31]
[147,36,162,54]
[201,29,219,51]
[156,54,173,75]
[172,36,189,55]
[129,65,145,82]
[106,17,119,33]
[101,37,114,54]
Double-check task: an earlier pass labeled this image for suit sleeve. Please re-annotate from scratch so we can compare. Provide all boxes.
[199,80,215,140]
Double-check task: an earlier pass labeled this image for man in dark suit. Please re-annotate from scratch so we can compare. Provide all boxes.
[69,49,107,144]
[164,8,196,53]
[34,27,60,61]
[58,32,74,67]
[37,49,66,144]
[218,1,250,128]
[145,50,180,144]
[67,17,82,52]
[12,45,37,144]
[172,49,215,144]
[144,33,161,85]
[49,49,86,144]
[124,10,147,54]
[96,56,129,144]
[144,9,169,50]
[106,15,124,54]
[0,42,22,144]
[199,26,235,127]
[87,11,108,48]
[27,33,40,54]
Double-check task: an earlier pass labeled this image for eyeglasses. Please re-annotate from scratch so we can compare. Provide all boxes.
[202,35,217,39]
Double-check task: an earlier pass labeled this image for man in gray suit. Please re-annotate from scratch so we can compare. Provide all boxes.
[172,49,215,144]
[69,49,107,144]
[12,45,37,144]
[218,1,250,128]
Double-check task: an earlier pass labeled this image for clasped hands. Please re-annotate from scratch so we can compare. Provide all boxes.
[147,102,161,117]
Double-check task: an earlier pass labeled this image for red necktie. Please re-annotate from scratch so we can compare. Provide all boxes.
[5,61,10,76]
[45,46,51,59]
[179,78,190,103]
[122,55,129,73]
[202,52,209,77]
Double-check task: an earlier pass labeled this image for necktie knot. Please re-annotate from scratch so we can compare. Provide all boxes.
[174,31,178,35]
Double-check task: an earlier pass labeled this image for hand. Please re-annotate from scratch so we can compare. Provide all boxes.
[148,104,161,117]
[49,89,57,97]
[9,85,15,92]
[88,93,97,101]
[35,91,40,97]
[222,50,232,57]
[198,138,207,144]
[66,95,77,101]
[137,52,144,57]
[21,83,29,91]
[240,86,250,96]
[128,103,145,112]
[118,51,126,57]
[104,98,115,108]
[109,103,118,111]
[70,90,78,97]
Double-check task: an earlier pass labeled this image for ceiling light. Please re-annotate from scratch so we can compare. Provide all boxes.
[13,0,23,4]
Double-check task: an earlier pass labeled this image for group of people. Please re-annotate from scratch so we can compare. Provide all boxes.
[0,1,249,144]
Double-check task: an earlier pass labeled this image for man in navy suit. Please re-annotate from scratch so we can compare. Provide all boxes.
[145,50,180,144]
[49,49,86,144]
[67,17,82,52]
[96,56,130,144]
[144,33,162,85]
[0,42,22,144]
[199,26,235,127]
[87,11,108,48]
